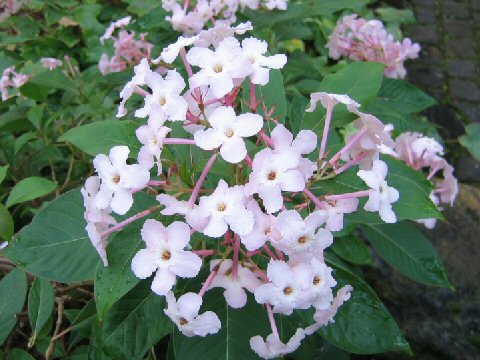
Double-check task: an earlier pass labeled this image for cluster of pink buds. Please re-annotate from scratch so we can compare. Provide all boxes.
[386,132,458,228]
[0,66,30,101]
[162,0,288,35]
[0,0,26,22]
[327,14,421,79]
[98,16,153,75]
[80,23,429,358]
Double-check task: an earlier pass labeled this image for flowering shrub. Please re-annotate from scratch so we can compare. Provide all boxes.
[0,1,469,359]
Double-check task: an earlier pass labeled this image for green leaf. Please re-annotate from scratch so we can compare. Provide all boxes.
[0,164,8,185]
[331,235,373,265]
[3,190,100,282]
[300,62,384,134]
[0,204,14,241]
[101,281,171,360]
[311,156,442,223]
[172,290,270,360]
[320,255,411,354]
[459,123,480,161]
[376,78,436,113]
[5,177,57,208]
[6,348,36,360]
[28,69,77,93]
[0,268,27,346]
[362,222,452,287]
[58,120,140,156]
[28,278,55,347]
[14,132,37,154]
[27,104,45,129]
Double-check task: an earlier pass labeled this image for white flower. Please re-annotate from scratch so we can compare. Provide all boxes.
[153,35,198,64]
[131,219,202,296]
[245,149,304,214]
[317,198,359,232]
[241,37,287,85]
[136,105,172,174]
[250,328,305,360]
[117,58,152,117]
[240,199,281,251]
[194,106,263,163]
[275,210,332,259]
[357,159,399,223]
[100,16,131,44]
[187,37,252,98]
[40,57,63,70]
[93,146,150,215]
[254,260,313,315]
[164,292,221,337]
[135,69,188,121]
[305,257,336,310]
[264,0,289,10]
[81,176,117,267]
[190,179,254,237]
[306,92,360,113]
[209,259,263,308]
[183,86,221,134]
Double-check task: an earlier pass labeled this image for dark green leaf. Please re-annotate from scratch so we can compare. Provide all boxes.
[362,222,452,287]
[3,190,100,282]
[301,62,384,135]
[28,278,55,346]
[376,78,436,113]
[331,235,373,265]
[5,177,57,208]
[58,120,140,156]
[0,204,14,241]
[6,348,35,360]
[0,164,8,185]
[0,268,27,346]
[28,69,77,93]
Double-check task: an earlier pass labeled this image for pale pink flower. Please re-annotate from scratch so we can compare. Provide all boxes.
[317,198,359,232]
[306,92,360,113]
[0,66,30,101]
[190,179,254,237]
[187,37,252,98]
[250,328,305,360]
[93,146,150,215]
[194,106,263,163]
[357,159,399,223]
[40,57,63,70]
[209,259,263,308]
[117,58,152,117]
[264,0,289,10]
[131,220,202,295]
[164,292,221,337]
[241,37,287,85]
[100,16,131,44]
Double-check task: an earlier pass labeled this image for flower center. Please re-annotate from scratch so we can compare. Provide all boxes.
[161,250,171,260]
[179,318,188,325]
[313,276,321,285]
[225,129,234,138]
[283,286,293,295]
[112,175,121,184]
[158,96,167,106]
[217,203,227,212]
[248,55,256,64]
[213,64,223,73]
[268,171,277,181]
[297,236,308,244]
[264,227,272,236]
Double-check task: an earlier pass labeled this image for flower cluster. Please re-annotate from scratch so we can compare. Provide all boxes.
[40,57,63,71]
[98,16,153,75]
[0,66,30,101]
[162,0,289,35]
[80,22,450,358]
[327,14,421,79]
[387,132,458,228]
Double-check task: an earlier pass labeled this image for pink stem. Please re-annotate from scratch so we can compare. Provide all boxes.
[244,154,253,167]
[250,81,257,111]
[325,190,370,201]
[188,152,218,208]
[203,98,220,106]
[247,250,262,257]
[329,126,368,166]
[101,206,161,238]
[198,265,220,297]
[266,304,280,339]
[319,101,335,160]
[275,249,285,261]
[148,180,166,187]
[262,245,278,260]
[232,235,240,279]
[335,150,371,174]
[303,188,326,209]
[180,48,193,78]
[254,268,269,282]
[259,132,275,147]
[193,249,216,256]
[163,138,196,145]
